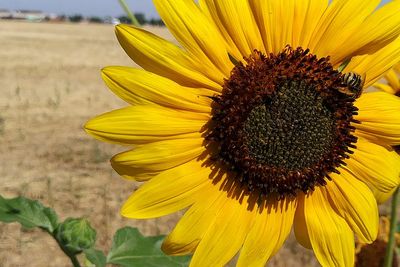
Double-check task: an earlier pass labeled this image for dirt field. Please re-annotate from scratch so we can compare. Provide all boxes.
[0,20,320,267]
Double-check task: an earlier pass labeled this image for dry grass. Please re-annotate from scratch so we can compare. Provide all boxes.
[0,20,319,267]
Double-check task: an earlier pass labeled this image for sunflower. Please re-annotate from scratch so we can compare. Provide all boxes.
[85,1,400,266]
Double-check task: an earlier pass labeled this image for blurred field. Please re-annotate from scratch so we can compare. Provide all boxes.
[0,20,320,267]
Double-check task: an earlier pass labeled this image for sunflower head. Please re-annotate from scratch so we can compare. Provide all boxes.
[85,0,400,266]
[206,46,358,201]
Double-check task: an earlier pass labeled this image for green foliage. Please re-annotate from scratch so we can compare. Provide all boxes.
[89,17,104,23]
[148,18,165,26]
[107,227,191,267]
[118,13,164,26]
[56,218,97,253]
[69,15,83,23]
[117,15,131,24]
[84,249,107,267]
[134,13,146,25]
[0,194,191,267]
[0,195,58,233]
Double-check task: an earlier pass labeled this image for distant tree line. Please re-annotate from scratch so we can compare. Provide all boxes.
[63,12,164,26]
[117,14,164,26]
[68,14,83,22]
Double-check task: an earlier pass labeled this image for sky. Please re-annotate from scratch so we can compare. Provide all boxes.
[0,0,159,18]
[0,0,393,19]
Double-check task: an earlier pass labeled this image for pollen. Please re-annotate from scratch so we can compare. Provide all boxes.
[207,47,359,199]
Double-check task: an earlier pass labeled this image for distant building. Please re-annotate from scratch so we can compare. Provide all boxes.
[0,9,12,19]
[0,9,125,25]
[104,17,120,25]
[46,13,59,21]
[12,10,46,21]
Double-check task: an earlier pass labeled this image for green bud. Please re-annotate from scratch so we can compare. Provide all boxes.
[56,218,96,254]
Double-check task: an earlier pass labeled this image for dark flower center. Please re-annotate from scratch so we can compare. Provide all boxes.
[243,80,336,170]
[207,47,359,199]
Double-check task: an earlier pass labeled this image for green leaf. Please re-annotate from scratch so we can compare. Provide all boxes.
[107,227,191,267]
[84,248,107,267]
[0,195,58,233]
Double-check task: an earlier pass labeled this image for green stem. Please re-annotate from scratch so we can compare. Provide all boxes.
[64,250,81,267]
[383,186,399,267]
[51,232,82,267]
[118,0,141,27]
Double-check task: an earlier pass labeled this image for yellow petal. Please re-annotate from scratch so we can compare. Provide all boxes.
[345,36,400,87]
[373,83,398,95]
[237,198,297,267]
[385,68,400,91]
[162,186,226,255]
[84,106,207,145]
[153,0,232,76]
[301,188,354,267]
[199,0,242,60]
[345,137,400,194]
[371,186,399,204]
[294,195,312,249]
[101,67,212,112]
[332,1,400,64]
[205,0,264,56]
[293,0,329,49]
[189,193,255,267]
[111,136,205,181]
[310,0,380,63]
[115,24,222,90]
[355,92,400,146]
[249,0,296,53]
[250,0,329,53]
[121,160,210,219]
[327,169,378,243]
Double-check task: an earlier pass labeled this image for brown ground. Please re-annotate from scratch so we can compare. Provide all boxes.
[0,20,324,267]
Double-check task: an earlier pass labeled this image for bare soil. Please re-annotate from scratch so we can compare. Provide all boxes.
[0,20,319,267]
